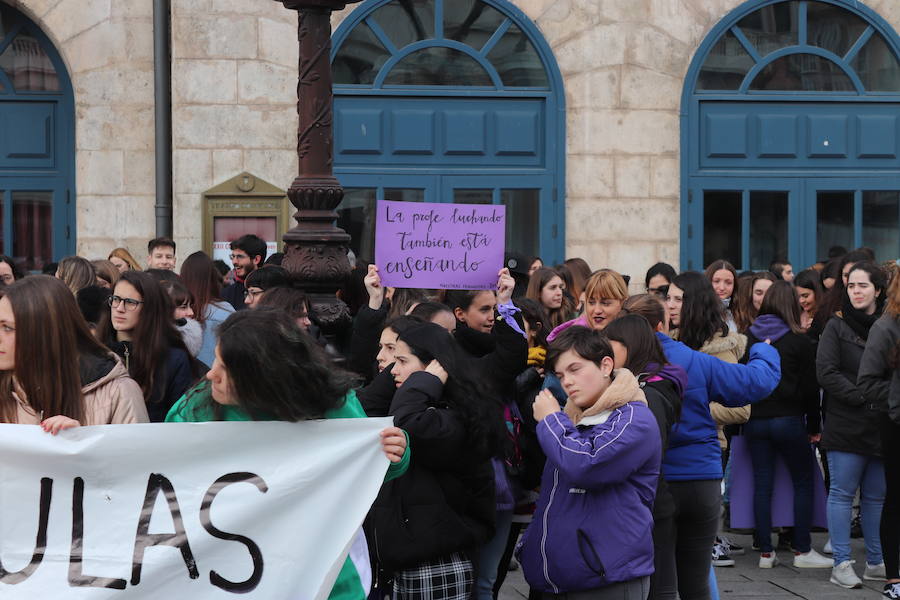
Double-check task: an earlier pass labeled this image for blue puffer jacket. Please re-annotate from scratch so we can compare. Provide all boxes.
[657,332,781,481]
[518,373,660,593]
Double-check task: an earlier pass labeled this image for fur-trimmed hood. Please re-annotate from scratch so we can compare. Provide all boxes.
[699,331,746,363]
[565,367,647,426]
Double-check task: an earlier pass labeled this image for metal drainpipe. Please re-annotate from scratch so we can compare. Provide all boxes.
[153,0,173,238]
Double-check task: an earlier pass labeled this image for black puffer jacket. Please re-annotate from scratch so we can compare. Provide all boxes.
[367,372,496,571]
[816,315,881,456]
[642,376,682,520]
[858,314,900,419]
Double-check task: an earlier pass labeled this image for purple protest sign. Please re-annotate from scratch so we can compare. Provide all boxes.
[375,200,506,290]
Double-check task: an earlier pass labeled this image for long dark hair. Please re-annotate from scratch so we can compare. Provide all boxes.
[604,314,668,377]
[179,251,223,324]
[397,322,505,458]
[179,309,353,421]
[0,276,111,422]
[704,260,737,301]
[102,271,196,398]
[514,297,550,349]
[819,249,874,319]
[758,280,803,334]
[732,272,777,332]
[526,267,570,328]
[671,271,728,350]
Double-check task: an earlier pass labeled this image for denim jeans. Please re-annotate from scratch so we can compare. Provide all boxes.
[743,416,815,553]
[473,510,513,600]
[826,450,885,565]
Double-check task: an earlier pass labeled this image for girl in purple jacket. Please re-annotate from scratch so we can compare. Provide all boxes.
[518,326,661,599]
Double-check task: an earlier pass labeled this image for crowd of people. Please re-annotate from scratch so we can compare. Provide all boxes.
[2,234,900,600]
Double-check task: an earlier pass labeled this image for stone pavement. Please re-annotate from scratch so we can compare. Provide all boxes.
[498,531,887,599]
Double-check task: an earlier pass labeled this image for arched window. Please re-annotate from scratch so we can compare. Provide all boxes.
[0,4,75,270]
[682,0,900,271]
[331,0,565,265]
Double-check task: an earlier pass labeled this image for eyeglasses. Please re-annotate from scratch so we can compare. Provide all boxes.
[0,275,13,284]
[230,253,250,261]
[244,288,264,299]
[108,295,144,310]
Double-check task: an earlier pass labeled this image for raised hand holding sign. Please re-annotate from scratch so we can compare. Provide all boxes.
[375,200,506,290]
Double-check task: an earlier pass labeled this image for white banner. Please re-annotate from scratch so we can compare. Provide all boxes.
[0,419,392,599]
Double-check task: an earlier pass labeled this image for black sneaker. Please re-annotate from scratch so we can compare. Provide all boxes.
[883,582,900,599]
[712,543,735,567]
[718,535,745,556]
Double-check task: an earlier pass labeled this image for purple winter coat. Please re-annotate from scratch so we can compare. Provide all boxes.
[517,402,661,593]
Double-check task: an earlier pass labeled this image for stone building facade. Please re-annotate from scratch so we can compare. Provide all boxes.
[5,0,900,280]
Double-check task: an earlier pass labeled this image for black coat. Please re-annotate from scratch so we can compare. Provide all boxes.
[347,304,387,381]
[858,314,900,419]
[745,330,820,434]
[108,340,197,422]
[221,281,247,312]
[816,316,881,456]
[642,378,681,520]
[453,316,528,393]
[366,372,495,571]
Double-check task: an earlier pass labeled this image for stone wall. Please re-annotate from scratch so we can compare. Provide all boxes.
[15,0,156,261]
[169,0,298,260]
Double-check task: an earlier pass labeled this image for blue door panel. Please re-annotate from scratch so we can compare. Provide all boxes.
[495,109,539,156]
[857,115,898,158]
[699,102,900,170]
[336,108,384,155]
[334,96,545,168]
[0,102,54,168]
[705,113,748,158]
[391,109,435,155]
[758,114,799,158]
[808,115,848,158]
[444,110,487,155]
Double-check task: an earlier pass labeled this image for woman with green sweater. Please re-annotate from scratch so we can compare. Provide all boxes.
[166,308,409,600]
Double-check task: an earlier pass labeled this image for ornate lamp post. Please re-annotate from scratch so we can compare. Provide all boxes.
[273,0,363,331]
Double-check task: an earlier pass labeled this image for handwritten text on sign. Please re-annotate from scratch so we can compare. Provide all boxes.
[375,200,506,289]
[0,419,390,600]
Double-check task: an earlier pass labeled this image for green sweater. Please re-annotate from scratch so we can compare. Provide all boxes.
[165,384,409,600]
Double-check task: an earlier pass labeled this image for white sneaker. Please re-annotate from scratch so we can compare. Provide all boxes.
[831,561,862,589]
[823,538,832,554]
[759,552,778,568]
[866,563,887,581]
[793,549,833,568]
[884,582,900,598]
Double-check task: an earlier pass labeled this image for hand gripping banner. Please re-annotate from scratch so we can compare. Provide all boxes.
[0,419,392,599]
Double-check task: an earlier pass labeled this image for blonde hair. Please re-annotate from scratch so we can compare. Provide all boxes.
[56,256,96,295]
[583,269,628,303]
[108,247,142,271]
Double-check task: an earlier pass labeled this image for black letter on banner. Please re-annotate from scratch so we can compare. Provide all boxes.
[200,472,268,593]
[130,473,199,585]
[68,477,127,589]
[0,477,52,584]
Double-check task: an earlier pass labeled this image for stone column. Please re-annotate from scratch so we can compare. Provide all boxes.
[273,0,362,332]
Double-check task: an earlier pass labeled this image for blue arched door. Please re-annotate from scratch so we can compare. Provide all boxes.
[0,4,74,271]
[331,0,565,265]
[681,0,900,271]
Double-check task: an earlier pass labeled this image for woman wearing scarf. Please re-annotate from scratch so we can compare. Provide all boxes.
[742,281,830,569]
[816,261,887,588]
